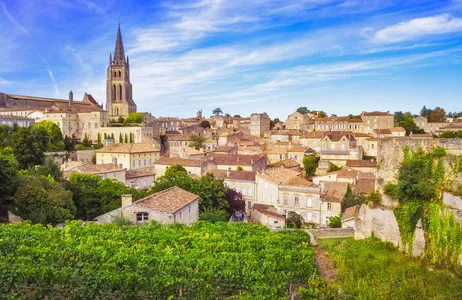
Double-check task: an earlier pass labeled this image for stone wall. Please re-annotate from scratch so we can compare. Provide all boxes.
[355,205,426,257]
[377,137,462,184]
[308,228,354,240]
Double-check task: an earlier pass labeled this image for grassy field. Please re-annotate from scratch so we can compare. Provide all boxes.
[319,237,462,299]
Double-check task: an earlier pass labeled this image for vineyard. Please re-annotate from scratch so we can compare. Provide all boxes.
[0,221,325,299]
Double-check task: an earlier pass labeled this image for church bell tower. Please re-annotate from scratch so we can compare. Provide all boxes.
[106,24,136,119]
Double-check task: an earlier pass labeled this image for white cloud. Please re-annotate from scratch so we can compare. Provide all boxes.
[46,68,59,97]
[0,2,30,36]
[0,77,8,85]
[372,14,462,43]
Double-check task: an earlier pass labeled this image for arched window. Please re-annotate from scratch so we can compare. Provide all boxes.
[118,71,121,77]
[112,85,116,100]
[119,84,123,100]
[116,107,119,115]
[114,71,116,77]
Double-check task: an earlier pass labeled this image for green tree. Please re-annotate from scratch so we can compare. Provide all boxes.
[420,105,428,117]
[25,160,63,182]
[199,208,229,223]
[328,215,341,228]
[82,133,90,147]
[366,191,382,207]
[189,134,207,150]
[200,120,211,128]
[124,133,128,143]
[224,113,231,118]
[111,133,114,139]
[233,115,241,118]
[12,126,48,169]
[212,108,223,116]
[286,211,303,228]
[34,121,65,151]
[152,165,194,193]
[343,184,365,210]
[296,107,309,114]
[69,173,147,220]
[124,112,144,125]
[129,132,134,143]
[97,133,102,144]
[12,175,75,225]
[104,132,107,139]
[119,132,123,143]
[302,155,319,177]
[398,114,424,135]
[0,154,18,205]
[0,124,14,148]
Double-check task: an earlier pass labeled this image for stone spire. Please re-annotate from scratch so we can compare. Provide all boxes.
[113,23,125,64]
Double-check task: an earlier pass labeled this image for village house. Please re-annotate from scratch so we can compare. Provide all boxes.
[267,148,288,164]
[270,130,302,142]
[125,169,155,189]
[345,160,377,174]
[0,115,34,127]
[267,159,303,172]
[96,143,161,171]
[250,113,270,137]
[314,117,363,132]
[154,157,215,177]
[321,189,344,225]
[209,153,267,172]
[285,111,314,131]
[361,111,394,134]
[299,131,325,152]
[319,132,362,166]
[250,204,286,229]
[341,205,360,229]
[287,146,313,165]
[221,170,257,212]
[95,187,200,225]
[63,162,126,183]
[253,168,324,225]
[218,131,243,146]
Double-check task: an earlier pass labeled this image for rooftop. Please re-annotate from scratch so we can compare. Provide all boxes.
[155,156,206,167]
[342,205,360,221]
[135,186,199,214]
[97,143,159,154]
[209,154,265,166]
[259,168,314,187]
[345,160,377,168]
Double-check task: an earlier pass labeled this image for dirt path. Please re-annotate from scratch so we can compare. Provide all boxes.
[313,246,337,284]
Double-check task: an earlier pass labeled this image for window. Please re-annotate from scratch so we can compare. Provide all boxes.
[307,212,312,221]
[248,201,252,209]
[261,194,264,202]
[264,182,268,190]
[88,122,91,129]
[307,198,312,207]
[248,188,253,196]
[138,160,141,167]
[236,187,240,193]
[136,212,149,222]
[327,203,332,211]
[241,188,246,196]
[144,159,146,166]
[283,194,288,205]
[132,160,135,168]
[149,159,152,165]
[294,196,299,206]
[95,122,98,129]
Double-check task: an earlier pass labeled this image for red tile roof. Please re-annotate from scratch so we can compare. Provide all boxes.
[135,186,199,214]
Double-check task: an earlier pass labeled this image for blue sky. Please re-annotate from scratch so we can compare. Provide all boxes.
[0,0,462,119]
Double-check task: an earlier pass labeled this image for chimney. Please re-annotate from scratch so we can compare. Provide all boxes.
[68,90,73,106]
[112,157,117,165]
[121,194,132,207]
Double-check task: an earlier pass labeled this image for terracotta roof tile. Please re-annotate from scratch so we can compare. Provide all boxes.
[135,186,199,214]
[209,154,265,166]
[342,205,359,221]
[227,170,256,181]
[345,160,377,168]
[97,143,159,154]
[125,168,155,179]
[362,111,392,117]
[268,159,300,168]
[323,189,344,203]
[252,204,285,220]
[155,156,206,167]
[68,163,124,174]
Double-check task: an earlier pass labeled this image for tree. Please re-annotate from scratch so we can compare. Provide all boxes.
[0,124,13,148]
[296,107,309,114]
[119,132,123,143]
[0,154,18,205]
[124,112,144,125]
[34,121,65,151]
[429,107,446,122]
[69,173,148,220]
[302,155,319,177]
[199,208,229,223]
[366,191,382,207]
[286,211,303,228]
[397,148,436,203]
[212,108,223,116]
[420,105,428,117]
[189,134,207,150]
[233,115,242,118]
[200,120,211,129]
[129,132,134,143]
[394,111,406,124]
[25,160,63,182]
[12,127,48,169]
[111,133,114,139]
[328,216,341,228]
[82,133,90,147]
[12,175,75,225]
[124,133,128,143]
[224,113,231,118]
[398,114,424,136]
[317,111,327,118]
[152,165,194,193]
[104,133,108,139]
[97,133,102,144]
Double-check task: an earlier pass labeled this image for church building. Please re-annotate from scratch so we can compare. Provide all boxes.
[106,24,137,119]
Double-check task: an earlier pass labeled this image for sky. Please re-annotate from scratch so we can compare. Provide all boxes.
[0,0,461,119]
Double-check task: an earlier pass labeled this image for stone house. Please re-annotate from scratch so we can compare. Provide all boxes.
[250,113,270,137]
[63,162,126,184]
[285,111,313,130]
[287,146,313,165]
[96,143,161,171]
[319,132,362,166]
[267,159,303,172]
[254,168,323,225]
[299,132,325,152]
[125,169,155,189]
[321,189,344,225]
[250,204,285,229]
[345,160,377,174]
[154,157,215,177]
[223,170,257,212]
[314,117,363,132]
[210,154,267,172]
[267,148,288,164]
[94,187,199,225]
[341,205,359,228]
[361,111,394,134]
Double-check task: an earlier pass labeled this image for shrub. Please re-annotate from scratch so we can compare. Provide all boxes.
[111,213,133,227]
[328,215,341,228]
[286,211,304,229]
[199,208,229,223]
